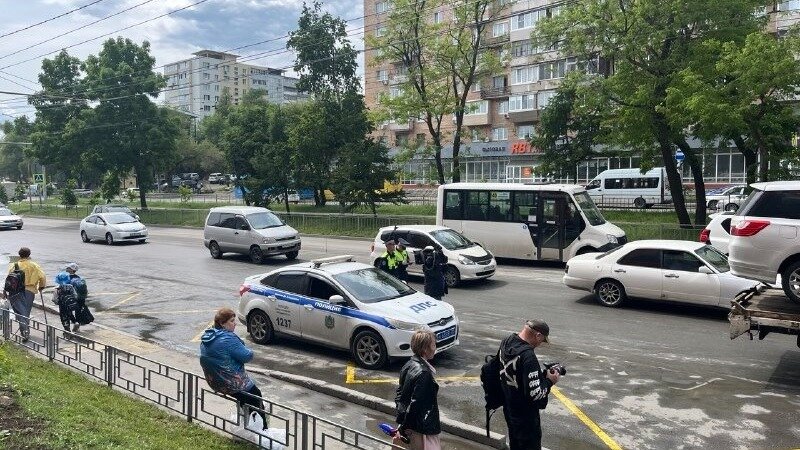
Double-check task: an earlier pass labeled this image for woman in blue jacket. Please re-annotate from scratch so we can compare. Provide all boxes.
[199,307,267,430]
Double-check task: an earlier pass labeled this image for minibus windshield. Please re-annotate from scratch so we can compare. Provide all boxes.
[574,192,606,226]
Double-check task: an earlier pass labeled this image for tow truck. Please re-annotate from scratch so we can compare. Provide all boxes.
[729,287,800,347]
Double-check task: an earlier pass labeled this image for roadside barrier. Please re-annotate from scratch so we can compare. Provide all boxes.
[0,308,400,450]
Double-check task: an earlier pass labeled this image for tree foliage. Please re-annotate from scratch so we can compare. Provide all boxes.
[370,0,503,183]
[537,0,771,226]
[0,117,34,182]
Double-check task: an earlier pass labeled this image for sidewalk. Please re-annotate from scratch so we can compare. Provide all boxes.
[17,303,498,450]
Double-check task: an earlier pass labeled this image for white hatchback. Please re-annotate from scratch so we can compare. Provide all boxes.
[238,256,459,369]
[699,211,736,254]
[80,212,148,244]
[564,240,760,308]
[369,225,496,287]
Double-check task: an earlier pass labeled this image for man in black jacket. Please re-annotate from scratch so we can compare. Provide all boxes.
[394,330,441,449]
[499,319,560,450]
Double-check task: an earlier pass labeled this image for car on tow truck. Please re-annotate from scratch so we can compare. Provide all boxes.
[238,255,459,369]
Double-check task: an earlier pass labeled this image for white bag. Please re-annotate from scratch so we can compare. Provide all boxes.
[242,411,287,450]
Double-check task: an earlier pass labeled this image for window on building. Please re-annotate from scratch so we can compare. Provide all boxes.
[396,133,409,146]
[376,26,387,37]
[203,95,211,101]
[473,81,482,92]
[511,65,538,84]
[511,11,535,31]
[203,105,211,111]
[517,125,534,139]
[492,21,508,37]
[492,76,506,88]
[471,128,481,142]
[498,100,509,114]
[415,133,426,146]
[492,127,508,141]
[376,1,390,14]
[434,11,443,23]
[539,60,566,80]
[377,69,388,82]
[537,90,557,109]
[466,100,488,115]
[509,94,535,111]
[779,0,800,10]
[512,40,533,57]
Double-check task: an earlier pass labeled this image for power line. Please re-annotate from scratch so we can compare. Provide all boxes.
[0,0,157,63]
[0,0,212,71]
[0,0,110,40]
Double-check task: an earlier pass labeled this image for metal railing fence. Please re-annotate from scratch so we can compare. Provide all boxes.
[0,308,399,450]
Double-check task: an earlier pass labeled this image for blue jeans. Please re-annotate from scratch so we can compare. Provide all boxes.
[10,290,34,336]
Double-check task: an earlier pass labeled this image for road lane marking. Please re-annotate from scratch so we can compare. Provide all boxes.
[100,309,218,315]
[106,292,141,310]
[670,377,722,391]
[345,363,479,384]
[191,320,215,342]
[551,386,623,450]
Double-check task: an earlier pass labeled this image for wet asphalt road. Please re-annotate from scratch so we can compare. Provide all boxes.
[3,217,800,450]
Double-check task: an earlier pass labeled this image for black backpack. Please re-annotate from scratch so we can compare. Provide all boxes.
[58,284,79,312]
[4,263,25,296]
[480,350,505,411]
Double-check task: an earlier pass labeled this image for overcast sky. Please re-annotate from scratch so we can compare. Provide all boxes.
[0,0,365,124]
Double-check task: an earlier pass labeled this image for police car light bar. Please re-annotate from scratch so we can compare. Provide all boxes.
[311,255,355,268]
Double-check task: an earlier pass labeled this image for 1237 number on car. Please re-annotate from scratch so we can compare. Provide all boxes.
[276,317,292,328]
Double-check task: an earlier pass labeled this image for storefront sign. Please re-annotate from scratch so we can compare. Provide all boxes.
[510,140,542,155]
[474,142,509,154]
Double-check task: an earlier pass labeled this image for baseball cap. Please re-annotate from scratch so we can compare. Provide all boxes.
[526,319,550,342]
[65,262,79,272]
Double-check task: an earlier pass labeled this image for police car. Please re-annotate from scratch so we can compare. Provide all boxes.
[237,255,459,369]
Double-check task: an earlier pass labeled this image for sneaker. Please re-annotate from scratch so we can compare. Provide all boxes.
[72,323,80,332]
[21,331,29,343]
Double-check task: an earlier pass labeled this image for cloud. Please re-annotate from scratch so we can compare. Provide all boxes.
[0,0,367,118]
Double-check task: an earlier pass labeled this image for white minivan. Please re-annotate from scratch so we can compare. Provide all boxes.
[369,225,496,287]
[204,206,301,264]
[586,167,671,208]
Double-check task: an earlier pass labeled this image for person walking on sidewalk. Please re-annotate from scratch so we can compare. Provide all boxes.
[64,263,93,330]
[422,246,447,301]
[199,307,268,431]
[52,272,81,332]
[3,247,45,342]
[498,319,560,450]
[394,329,441,450]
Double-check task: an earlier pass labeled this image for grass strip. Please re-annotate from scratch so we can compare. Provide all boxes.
[0,343,253,450]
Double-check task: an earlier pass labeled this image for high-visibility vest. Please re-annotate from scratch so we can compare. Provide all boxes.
[381,250,401,269]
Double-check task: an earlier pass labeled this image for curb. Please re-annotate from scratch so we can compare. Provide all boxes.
[263,369,507,449]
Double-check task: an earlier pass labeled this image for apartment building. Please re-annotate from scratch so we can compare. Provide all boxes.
[163,50,307,119]
[365,0,799,186]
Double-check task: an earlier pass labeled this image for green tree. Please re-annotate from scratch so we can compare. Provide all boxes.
[331,138,405,215]
[532,83,606,180]
[537,0,769,226]
[668,32,800,185]
[370,0,503,183]
[81,37,180,209]
[29,50,91,183]
[0,117,34,182]
[61,179,78,207]
[0,184,8,204]
[178,184,192,203]
[98,171,121,203]
[250,103,294,211]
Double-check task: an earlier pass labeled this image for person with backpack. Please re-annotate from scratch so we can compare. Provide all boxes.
[65,263,93,330]
[393,329,441,450]
[422,246,448,300]
[3,247,45,342]
[52,272,81,332]
[494,319,560,450]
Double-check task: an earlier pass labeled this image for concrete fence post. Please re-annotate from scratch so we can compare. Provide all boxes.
[185,373,194,423]
[301,413,309,450]
[104,346,115,387]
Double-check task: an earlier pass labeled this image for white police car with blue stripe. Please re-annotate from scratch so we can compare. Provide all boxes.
[238,255,459,369]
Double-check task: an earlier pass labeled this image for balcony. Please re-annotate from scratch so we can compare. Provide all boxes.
[482,34,510,47]
[387,120,412,131]
[462,114,491,126]
[507,109,541,123]
[480,86,509,99]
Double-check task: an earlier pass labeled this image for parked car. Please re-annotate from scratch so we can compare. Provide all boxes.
[204,206,301,263]
[0,207,23,230]
[369,225,496,287]
[237,255,459,369]
[563,240,761,308]
[699,211,736,254]
[208,173,224,184]
[80,212,148,244]
[91,204,139,221]
[728,181,800,303]
[73,189,94,198]
[272,190,300,204]
[705,185,747,212]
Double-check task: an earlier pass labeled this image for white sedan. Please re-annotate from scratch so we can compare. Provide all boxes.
[80,212,148,245]
[563,240,761,308]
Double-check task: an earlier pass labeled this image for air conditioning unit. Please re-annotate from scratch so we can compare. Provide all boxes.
[504,113,510,119]
[381,79,389,85]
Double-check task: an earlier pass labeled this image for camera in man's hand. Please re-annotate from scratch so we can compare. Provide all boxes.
[545,363,566,376]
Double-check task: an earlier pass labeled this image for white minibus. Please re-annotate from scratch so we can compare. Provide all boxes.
[585,167,671,208]
[437,183,626,262]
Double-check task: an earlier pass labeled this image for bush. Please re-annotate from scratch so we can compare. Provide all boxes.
[13,184,26,202]
[178,185,192,203]
[0,186,8,205]
[126,189,138,203]
[61,180,78,207]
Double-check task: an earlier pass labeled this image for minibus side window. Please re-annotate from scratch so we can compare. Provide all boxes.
[443,190,463,220]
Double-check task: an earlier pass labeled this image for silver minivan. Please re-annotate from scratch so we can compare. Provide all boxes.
[204,206,301,263]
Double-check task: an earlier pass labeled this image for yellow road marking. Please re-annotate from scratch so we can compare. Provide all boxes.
[551,386,623,450]
[191,320,215,342]
[107,292,140,310]
[91,292,137,296]
[345,364,622,450]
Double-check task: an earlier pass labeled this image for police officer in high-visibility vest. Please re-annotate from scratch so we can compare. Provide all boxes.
[376,239,403,278]
[395,239,411,281]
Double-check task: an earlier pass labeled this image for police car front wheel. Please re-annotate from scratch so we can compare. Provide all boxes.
[247,310,275,344]
[352,330,388,370]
